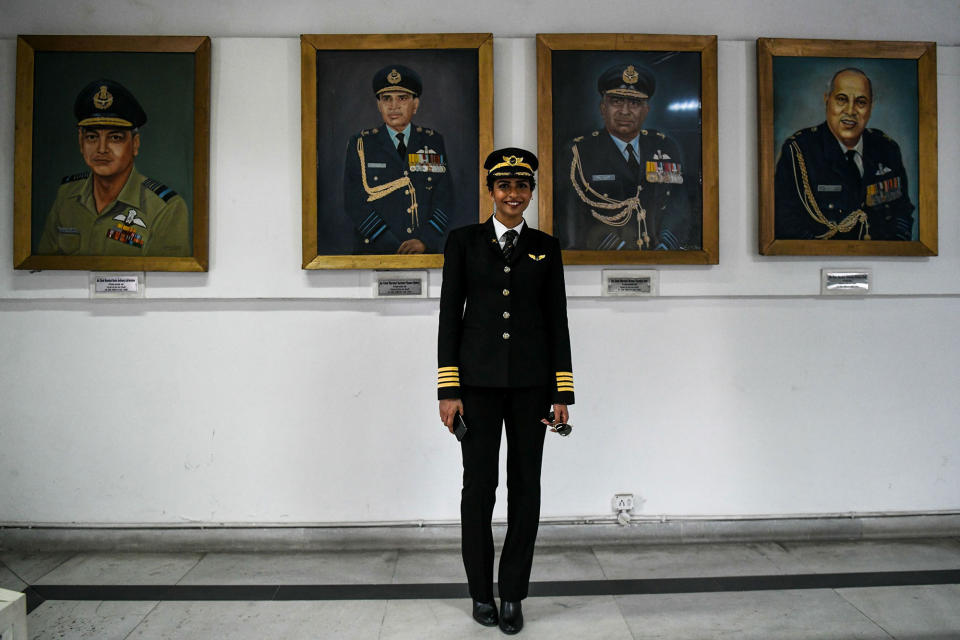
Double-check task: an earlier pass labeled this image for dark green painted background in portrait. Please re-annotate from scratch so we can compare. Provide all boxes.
[31,51,195,252]
[772,56,919,240]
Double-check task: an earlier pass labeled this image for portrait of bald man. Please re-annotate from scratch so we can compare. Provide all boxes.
[773,67,915,241]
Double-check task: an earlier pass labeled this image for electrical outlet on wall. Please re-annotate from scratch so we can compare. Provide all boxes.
[613,493,634,512]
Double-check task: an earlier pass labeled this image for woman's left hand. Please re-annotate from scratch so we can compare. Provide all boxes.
[542,403,569,431]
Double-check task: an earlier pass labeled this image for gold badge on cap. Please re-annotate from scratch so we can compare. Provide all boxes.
[505,155,520,165]
[387,69,402,84]
[623,65,639,85]
[93,85,114,110]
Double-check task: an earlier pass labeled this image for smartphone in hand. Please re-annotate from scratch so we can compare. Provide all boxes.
[453,413,468,441]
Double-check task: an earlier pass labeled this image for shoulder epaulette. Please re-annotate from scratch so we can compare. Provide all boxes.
[60,172,89,185]
[868,128,894,143]
[143,178,178,202]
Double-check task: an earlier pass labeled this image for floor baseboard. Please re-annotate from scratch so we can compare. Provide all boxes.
[2,513,958,552]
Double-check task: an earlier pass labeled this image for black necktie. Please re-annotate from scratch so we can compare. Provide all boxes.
[396,132,407,160]
[626,144,641,177]
[502,229,518,261]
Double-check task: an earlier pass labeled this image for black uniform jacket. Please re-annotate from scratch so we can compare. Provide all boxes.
[557,129,695,251]
[774,123,914,240]
[343,125,454,253]
[437,218,575,405]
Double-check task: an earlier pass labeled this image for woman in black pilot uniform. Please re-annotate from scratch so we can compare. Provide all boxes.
[437,147,575,635]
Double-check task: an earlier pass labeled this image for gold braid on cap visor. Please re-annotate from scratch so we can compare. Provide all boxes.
[376,86,417,96]
[487,155,534,175]
[604,88,649,99]
[78,116,134,127]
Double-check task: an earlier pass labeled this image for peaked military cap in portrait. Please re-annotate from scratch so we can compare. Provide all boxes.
[73,79,147,129]
[484,147,538,183]
[597,63,656,100]
[372,64,423,98]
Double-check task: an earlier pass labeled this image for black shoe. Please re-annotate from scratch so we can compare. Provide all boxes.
[472,599,498,627]
[499,600,523,634]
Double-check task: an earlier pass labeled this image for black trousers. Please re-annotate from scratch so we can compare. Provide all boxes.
[460,385,549,602]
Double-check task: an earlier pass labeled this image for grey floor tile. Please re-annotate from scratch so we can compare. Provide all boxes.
[0,564,27,592]
[34,553,202,585]
[530,545,607,581]
[394,549,464,583]
[594,542,789,579]
[11,540,960,640]
[519,596,633,639]
[378,599,491,639]
[123,600,386,639]
[778,538,960,574]
[616,589,891,640]
[381,595,633,639]
[27,600,157,640]
[0,553,74,583]
[393,545,605,585]
[837,584,960,639]
[177,551,398,585]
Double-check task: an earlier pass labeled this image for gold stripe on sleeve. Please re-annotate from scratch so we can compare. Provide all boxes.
[438,365,460,389]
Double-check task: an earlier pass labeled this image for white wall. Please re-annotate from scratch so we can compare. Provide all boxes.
[1,0,958,525]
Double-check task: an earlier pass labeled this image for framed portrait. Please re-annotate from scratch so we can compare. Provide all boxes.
[301,33,493,269]
[536,34,718,266]
[14,35,210,271]
[757,38,937,256]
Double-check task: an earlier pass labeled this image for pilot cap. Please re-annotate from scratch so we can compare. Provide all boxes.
[74,79,146,129]
[372,64,422,98]
[484,147,538,188]
[598,64,656,100]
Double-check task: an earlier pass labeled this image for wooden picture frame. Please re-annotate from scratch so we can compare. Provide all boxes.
[536,34,718,265]
[14,35,210,271]
[757,38,937,256]
[301,33,493,269]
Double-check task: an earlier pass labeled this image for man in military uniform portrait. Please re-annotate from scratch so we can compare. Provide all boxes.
[556,63,696,251]
[774,68,914,241]
[38,78,191,257]
[342,64,454,254]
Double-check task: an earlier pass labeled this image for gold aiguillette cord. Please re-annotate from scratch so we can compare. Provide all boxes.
[357,138,419,229]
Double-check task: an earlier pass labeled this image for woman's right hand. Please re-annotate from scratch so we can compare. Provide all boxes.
[439,398,464,433]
